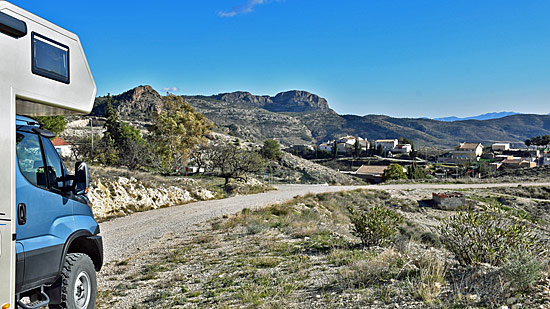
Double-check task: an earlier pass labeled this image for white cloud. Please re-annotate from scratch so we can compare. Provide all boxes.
[162,87,180,93]
[218,0,280,17]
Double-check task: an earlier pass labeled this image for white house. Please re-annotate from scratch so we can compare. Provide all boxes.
[392,144,412,153]
[337,136,356,153]
[52,137,72,158]
[375,139,398,151]
[319,142,332,152]
[450,142,484,161]
[321,136,369,154]
[492,143,510,151]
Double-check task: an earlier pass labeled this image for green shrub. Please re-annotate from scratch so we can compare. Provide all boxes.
[503,250,542,291]
[439,210,544,266]
[348,205,403,248]
[382,164,407,181]
[420,232,441,248]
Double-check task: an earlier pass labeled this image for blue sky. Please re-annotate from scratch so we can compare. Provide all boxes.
[12,0,550,118]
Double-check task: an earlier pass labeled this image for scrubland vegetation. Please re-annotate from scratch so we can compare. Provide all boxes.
[98,186,550,308]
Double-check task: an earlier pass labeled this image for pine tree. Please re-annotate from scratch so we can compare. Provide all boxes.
[151,95,212,174]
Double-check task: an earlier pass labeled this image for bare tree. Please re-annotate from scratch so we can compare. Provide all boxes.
[188,143,211,172]
[208,144,265,187]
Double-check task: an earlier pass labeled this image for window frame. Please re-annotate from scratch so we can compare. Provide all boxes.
[16,131,48,190]
[40,136,67,194]
[16,130,67,194]
[31,32,70,84]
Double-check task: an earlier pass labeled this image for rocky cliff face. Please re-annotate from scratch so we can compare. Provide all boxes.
[271,90,330,112]
[213,90,331,113]
[213,91,272,107]
[115,85,163,116]
[91,85,163,120]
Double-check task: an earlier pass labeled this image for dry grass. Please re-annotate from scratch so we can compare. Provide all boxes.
[97,188,550,308]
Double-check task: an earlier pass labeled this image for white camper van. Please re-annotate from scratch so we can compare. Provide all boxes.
[1,1,97,308]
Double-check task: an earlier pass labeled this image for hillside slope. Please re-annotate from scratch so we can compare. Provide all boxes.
[91,86,550,148]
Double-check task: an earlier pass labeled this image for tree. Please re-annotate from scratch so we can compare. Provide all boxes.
[353,139,360,159]
[407,163,426,180]
[35,116,67,137]
[188,143,211,172]
[531,136,543,147]
[96,95,121,165]
[478,161,492,177]
[332,140,338,159]
[399,137,414,149]
[209,144,265,187]
[375,144,384,156]
[409,149,418,160]
[382,164,407,181]
[103,95,123,142]
[71,137,98,161]
[524,139,531,148]
[261,139,282,161]
[151,95,212,174]
[118,123,148,169]
[98,95,149,168]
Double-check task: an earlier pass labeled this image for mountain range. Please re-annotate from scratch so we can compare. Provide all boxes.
[434,112,520,122]
[91,86,550,149]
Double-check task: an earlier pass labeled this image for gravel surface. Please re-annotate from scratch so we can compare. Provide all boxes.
[100,182,550,264]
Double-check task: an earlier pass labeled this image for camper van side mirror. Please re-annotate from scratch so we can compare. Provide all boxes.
[74,162,90,195]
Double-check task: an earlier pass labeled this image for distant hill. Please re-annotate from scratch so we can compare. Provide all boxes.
[91,86,550,149]
[435,112,519,122]
[91,85,163,120]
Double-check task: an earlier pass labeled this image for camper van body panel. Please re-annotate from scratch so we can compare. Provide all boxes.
[0,1,95,305]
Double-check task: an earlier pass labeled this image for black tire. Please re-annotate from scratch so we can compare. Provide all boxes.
[51,253,97,309]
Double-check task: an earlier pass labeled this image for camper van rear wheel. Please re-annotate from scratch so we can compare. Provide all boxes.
[52,253,97,309]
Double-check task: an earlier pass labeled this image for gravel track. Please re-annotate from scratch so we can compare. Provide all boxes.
[99,182,550,264]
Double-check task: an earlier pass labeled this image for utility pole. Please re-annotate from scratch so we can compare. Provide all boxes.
[90,118,94,160]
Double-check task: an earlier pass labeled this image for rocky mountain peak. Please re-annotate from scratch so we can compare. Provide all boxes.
[92,85,163,120]
[271,90,330,112]
[212,90,331,112]
[115,85,163,114]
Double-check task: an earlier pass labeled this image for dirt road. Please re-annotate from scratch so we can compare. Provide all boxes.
[99,182,550,264]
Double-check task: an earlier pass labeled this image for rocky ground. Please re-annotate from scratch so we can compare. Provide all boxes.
[96,185,550,308]
[85,165,274,221]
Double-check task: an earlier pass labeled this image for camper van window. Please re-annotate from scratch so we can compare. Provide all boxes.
[41,136,65,192]
[31,32,70,84]
[16,132,47,189]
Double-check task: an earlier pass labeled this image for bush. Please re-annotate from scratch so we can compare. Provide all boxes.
[439,210,544,266]
[420,232,441,248]
[382,164,407,181]
[503,250,542,291]
[409,252,446,304]
[339,249,404,288]
[348,205,403,248]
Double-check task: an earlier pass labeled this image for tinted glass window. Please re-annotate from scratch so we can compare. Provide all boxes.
[41,137,65,191]
[32,33,69,83]
[16,132,47,189]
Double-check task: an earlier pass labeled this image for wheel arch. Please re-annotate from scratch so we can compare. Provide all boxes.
[62,230,103,272]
